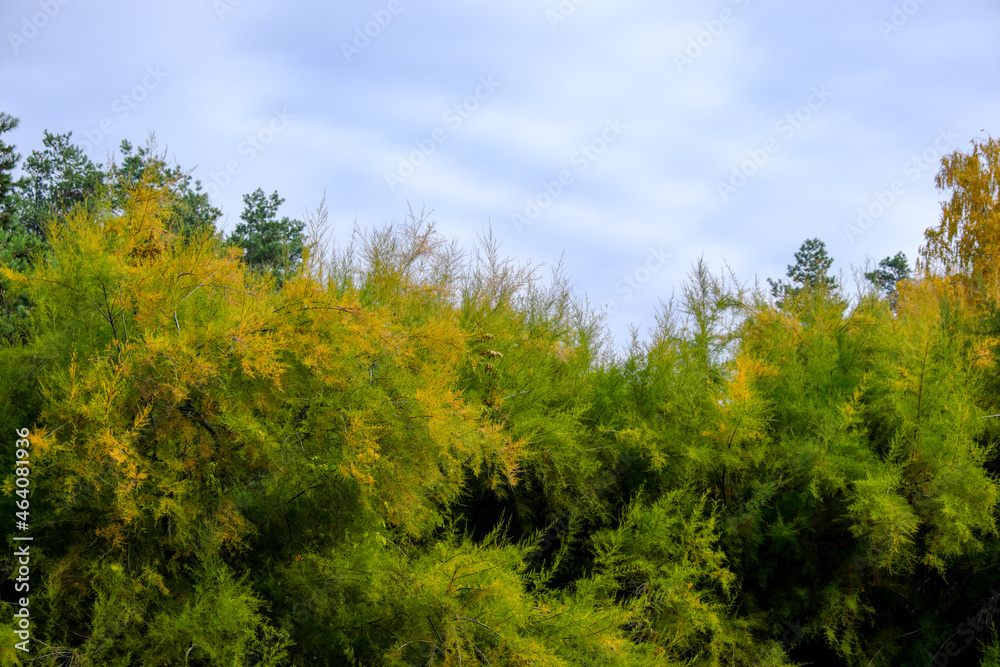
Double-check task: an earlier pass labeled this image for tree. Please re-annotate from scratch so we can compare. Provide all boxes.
[719,270,1000,664]
[169,173,221,241]
[0,111,22,229]
[0,112,44,344]
[227,188,304,284]
[865,252,910,294]
[15,129,103,239]
[767,237,836,303]
[107,137,222,241]
[2,183,648,665]
[12,117,1000,666]
[865,251,911,307]
[919,136,1000,288]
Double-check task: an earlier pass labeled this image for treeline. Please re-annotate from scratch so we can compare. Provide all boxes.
[2,113,1000,666]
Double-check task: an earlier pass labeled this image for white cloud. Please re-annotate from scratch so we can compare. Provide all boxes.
[3,0,998,343]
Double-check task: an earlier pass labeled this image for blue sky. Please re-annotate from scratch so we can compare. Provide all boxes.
[2,0,998,345]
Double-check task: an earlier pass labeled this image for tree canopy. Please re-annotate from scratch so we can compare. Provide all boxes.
[227,188,305,284]
[2,116,1000,667]
[767,237,837,305]
[920,135,1000,297]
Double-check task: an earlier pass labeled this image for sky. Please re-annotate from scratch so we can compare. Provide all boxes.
[2,0,999,347]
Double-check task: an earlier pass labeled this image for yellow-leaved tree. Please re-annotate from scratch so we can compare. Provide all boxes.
[919,135,1000,296]
[0,173,532,664]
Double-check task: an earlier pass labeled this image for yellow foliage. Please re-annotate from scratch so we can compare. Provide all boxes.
[919,136,1000,289]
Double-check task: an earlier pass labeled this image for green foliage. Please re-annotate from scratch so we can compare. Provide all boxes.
[980,627,1000,666]
[146,555,292,667]
[273,526,663,667]
[591,491,788,666]
[15,130,103,239]
[5,121,1000,667]
[865,252,911,302]
[768,237,837,304]
[0,112,22,229]
[227,188,304,284]
[0,113,45,345]
[107,138,222,241]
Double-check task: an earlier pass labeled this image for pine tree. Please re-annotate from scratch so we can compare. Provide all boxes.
[107,137,222,241]
[0,112,22,230]
[0,113,44,344]
[15,130,103,239]
[866,252,910,298]
[768,237,837,304]
[227,188,305,285]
